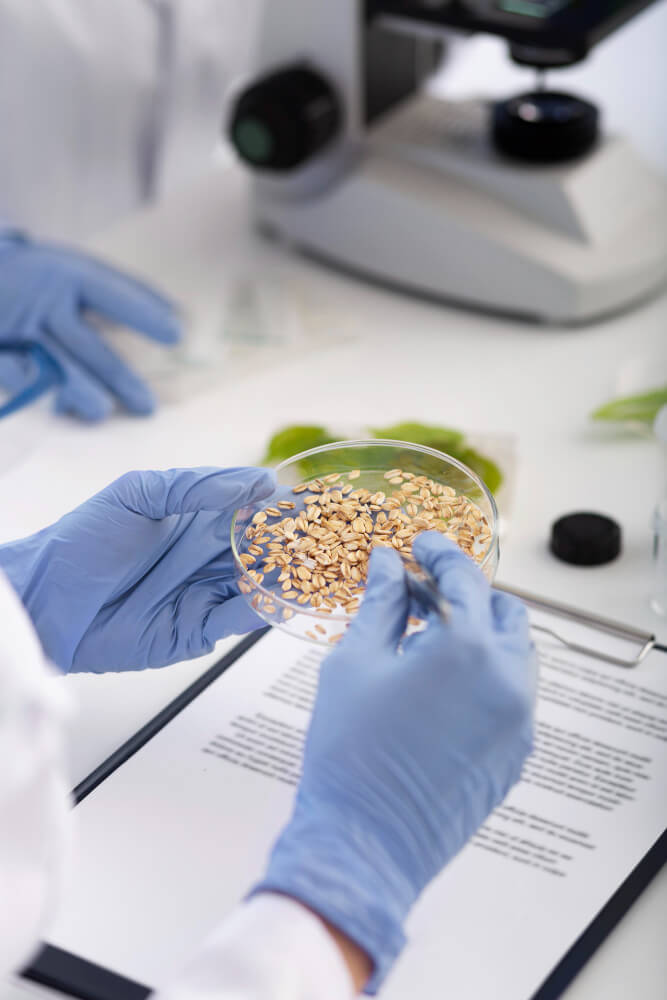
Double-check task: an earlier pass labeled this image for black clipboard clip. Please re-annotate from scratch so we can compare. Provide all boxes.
[495,584,659,669]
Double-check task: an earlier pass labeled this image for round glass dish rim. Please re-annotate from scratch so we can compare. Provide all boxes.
[230,438,500,622]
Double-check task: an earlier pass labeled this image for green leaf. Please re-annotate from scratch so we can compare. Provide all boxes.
[373,421,503,493]
[261,420,504,496]
[591,387,667,425]
[262,425,338,465]
[296,446,395,488]
[370,421,465,452]
[457,447,503,495]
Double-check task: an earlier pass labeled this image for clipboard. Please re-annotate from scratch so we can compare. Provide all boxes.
[20,597,667,1000]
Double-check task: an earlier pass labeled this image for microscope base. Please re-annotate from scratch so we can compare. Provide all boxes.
[252,98,667,324]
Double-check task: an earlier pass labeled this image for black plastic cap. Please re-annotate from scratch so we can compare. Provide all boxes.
[550,512,621,567]
[492,91,599,163]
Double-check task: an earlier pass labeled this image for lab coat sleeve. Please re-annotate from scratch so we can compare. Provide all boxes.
[0,568,353,998]
[0,0,262,241]
[155,894,355,1000]
[0,571,71,978]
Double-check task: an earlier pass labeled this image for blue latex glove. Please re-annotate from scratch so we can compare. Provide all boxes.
[0,467,274,673]
[0,231,181,420]
[253,533,536,992]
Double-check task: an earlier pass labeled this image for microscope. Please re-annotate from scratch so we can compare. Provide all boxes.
[227,1,667,324]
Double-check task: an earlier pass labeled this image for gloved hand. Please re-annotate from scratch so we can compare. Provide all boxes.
[0,467,275,673]
[253,532,536,992]
[0,231,181,420]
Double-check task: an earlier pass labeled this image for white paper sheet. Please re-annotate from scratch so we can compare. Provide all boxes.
[44,615,667,999]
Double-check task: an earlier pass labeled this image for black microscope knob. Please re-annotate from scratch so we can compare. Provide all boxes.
[229,65,341,171]
[492,91,599,163]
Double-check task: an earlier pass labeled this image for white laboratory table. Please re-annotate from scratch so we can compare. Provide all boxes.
[1,165,666,1000]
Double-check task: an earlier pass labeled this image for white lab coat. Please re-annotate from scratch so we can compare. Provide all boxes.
[0,8,350,989]
[0,0,262,242]
[0,571,353,998]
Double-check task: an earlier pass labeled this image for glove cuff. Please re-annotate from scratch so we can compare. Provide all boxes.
[249,812,417,993]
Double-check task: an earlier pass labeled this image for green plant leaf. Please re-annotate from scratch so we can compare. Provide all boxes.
[296,446,395,487]
[263,425,338,465]
[261,420,504,496]
[371,421,502,493]
[591,387,667,425]
[456,447,503,495]
[371,421,465,451]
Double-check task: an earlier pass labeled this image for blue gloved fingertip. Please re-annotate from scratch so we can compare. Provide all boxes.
[53,392,113,423]
[367,545,405,583]
[412,530,462,561]
[122,380,157,416]
[160,308,183,345]
[252,466,278,498]
[491,590,530,636]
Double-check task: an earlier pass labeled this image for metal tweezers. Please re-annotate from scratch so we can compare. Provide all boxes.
[403,567,658,670]
[495,583,658,669]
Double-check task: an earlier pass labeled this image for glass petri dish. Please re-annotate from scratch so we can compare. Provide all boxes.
[231,439,499,647]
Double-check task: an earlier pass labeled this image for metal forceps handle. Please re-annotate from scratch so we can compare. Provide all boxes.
[0,341,64,418]
[398,565,658,670]
[495,583,657,669]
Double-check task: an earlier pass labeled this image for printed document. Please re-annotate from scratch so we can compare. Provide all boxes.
[44,614,667,998]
